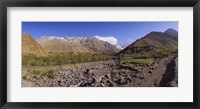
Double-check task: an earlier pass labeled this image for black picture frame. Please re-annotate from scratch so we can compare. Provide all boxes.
[0,0,199,109]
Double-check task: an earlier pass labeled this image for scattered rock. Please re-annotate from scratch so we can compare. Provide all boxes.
[148,70,153,73]
[86,68,90,73]
[22,56,178,87]
[134,73,145,79]
[115,78,127,85]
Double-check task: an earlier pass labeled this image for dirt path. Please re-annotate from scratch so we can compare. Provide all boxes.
[159,56,178,87]
[137,55,178,87]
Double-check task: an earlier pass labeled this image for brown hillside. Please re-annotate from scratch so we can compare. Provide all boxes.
[40,40,92,54]
[22,34,47,56]
[81,37,120,54]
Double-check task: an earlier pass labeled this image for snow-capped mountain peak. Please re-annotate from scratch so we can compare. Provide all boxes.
[38,36,88,44]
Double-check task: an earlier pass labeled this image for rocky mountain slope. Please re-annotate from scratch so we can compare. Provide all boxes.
[39,39,92,54]
[120,29,178,54]
[38,36,119,54]
[22,34,47,56]
[81,37,119,54]
[164,28,178,40]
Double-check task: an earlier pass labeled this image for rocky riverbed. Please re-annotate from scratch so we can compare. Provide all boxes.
[22,55,178,87]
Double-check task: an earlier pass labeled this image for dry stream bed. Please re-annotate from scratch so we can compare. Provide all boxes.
[22,55,178,87]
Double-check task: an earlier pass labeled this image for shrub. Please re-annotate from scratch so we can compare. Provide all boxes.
[42,69,55,79]
[30,69,56,79]
[22,53,113,66]
[120,59,154,66]
[120,58,154,71]
[31,69,40,75]
[22,75,27,80]
[118,46,177,60]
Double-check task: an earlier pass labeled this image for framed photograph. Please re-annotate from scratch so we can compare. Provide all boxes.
[1,0,199,109]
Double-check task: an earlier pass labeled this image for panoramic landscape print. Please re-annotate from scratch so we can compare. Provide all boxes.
[22,22,178,87]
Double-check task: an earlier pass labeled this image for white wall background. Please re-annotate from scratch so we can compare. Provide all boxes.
[7,7,193,102]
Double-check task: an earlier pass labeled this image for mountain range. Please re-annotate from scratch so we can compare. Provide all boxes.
[120,28,178,54]
[22,28,178,56]
[37,36,120,54]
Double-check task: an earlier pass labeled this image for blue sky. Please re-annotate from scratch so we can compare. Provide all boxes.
[22,22,178,45]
